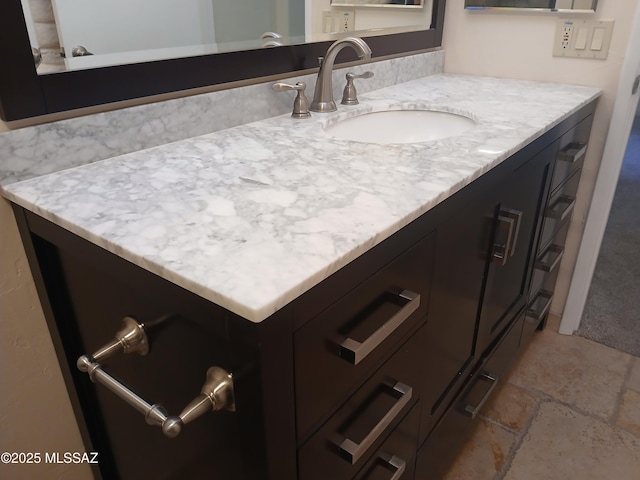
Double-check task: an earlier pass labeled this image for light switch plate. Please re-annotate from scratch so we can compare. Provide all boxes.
[553,19,615,60]
[322,10,355,34]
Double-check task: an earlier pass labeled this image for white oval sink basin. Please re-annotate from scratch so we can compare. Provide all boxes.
[324,109,476,145]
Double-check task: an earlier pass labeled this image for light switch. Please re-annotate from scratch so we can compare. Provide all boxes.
[574,28,588,50]
[591,28,605,51]
[553,19,614,60]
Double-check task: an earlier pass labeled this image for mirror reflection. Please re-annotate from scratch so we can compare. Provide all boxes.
[464,0,598,11]
[331,1,424,7]
[21,0,433,74]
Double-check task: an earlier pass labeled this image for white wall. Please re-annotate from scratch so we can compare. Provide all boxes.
[443,0,640,317]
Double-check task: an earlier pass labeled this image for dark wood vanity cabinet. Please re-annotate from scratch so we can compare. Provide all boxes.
[12,102,596,480]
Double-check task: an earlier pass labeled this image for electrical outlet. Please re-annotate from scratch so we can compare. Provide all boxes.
[553,20,577,56]
[561,25,574,51]
[322,10,355,34]
[553,18,614,59]
[340,11,355,32]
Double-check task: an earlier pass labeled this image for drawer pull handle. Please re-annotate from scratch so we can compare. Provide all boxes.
[339,381,412,465]
[535,244,564,273]
[546,195,576,221]
[76,316,235,438]
[526,290,553,323]
[375,453,406,480]
[463,372,498,419]
[339,290,420,365]
[492,209,522,266]
[558,142,587,163]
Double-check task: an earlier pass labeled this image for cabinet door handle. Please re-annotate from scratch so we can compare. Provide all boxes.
[535,244,564,273]
[558,142,587,163]
[76,316,235,438]
[492,209,522,266]
[339,381,412,465]
[463,372,499,419]
[374,453,406,480]
[339,290,420,365]
[546,195,576,221]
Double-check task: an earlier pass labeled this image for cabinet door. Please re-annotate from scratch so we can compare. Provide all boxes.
[420,189,497,441]
[475,141,556,354]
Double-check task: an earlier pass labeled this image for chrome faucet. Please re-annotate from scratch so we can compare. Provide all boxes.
[310,37,372,113]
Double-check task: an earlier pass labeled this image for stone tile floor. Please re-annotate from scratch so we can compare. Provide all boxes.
[442,316,640,480]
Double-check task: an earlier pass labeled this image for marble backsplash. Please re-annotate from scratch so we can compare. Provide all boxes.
[0,49,444,186]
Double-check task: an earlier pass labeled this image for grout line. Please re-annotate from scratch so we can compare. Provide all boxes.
[610,355,637,425]
[491,397,548,480]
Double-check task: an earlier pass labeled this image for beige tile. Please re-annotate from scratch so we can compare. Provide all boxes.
[504,402,640,480]
[507,329,630,419]
[482,382,539,432]
[617,389,640,437]
[627,357,640,393]
[443,419,515,480]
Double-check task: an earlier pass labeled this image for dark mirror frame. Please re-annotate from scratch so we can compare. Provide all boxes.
[0,0,445,122]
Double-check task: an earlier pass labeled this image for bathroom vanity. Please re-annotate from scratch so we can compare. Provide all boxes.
[3,74,599,480]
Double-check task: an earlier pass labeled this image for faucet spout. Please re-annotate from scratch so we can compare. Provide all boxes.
[310,37,372,113]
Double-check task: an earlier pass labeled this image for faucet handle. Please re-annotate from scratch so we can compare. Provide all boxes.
[272,82,311,119]
[341,71,374,106]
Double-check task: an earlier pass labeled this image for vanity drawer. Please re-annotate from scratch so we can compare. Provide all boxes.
[294,235,433,441]
[550,115,592,193]
[529,244,564,302]
[539,168,581,249]
[521,290,553,346]
[298,326,426,480]
[352,405,419,480]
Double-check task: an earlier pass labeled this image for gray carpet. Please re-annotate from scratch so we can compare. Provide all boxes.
[576,115,640,356]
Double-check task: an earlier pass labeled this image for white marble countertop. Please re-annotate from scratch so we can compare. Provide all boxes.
[1,74,601,322]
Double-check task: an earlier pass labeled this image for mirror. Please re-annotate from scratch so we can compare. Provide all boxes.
[332,1,424,7]
[0,0,446,121]
[464,0,598,12]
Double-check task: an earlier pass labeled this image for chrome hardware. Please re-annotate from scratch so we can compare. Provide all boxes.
[546,195,576,221]
[341,71,374,105]
[77,355,179,433]
[32,47,42,67]
[558,143,587,163]
[338,290,420,365]
[535,244,564,273]
[492,209,522,266]
[76,316,234,438]
[272,82,311,119]
[260,31,282,40]
[71,45,93,57]
[179,366,236,426]
[377,453,406,480]
[526,290,553,323]
[90,316,149,363]
[463,372,498,419]
[492,215,514,265]
[261,32,283,47]
[310,37,372,113]
[338,381,412,465]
